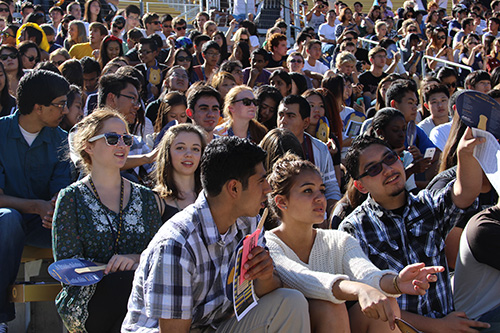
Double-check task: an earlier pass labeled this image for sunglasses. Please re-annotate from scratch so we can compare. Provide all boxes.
[233,98,259,106]
[0,7,8,12]
[446,81,457,88]
[176,26,187,31]
[408,29,417,32]
[176,56,192,62]
[437,35,446,40]
[88,132,134,146]
[357,151,399,179]
[163,24,172,28]
[112,24,124,30]
[289,59,303,63]
[152,21,160,24]
[23,54,39,62]
[0,53,16,60]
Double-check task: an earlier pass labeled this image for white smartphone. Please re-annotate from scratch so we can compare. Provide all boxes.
[424,147,436,160]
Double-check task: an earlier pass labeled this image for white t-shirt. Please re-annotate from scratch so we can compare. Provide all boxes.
[234,0,255,16]
[429,121,451,151]
[19,124,39,146]
[318,23,336,46]
[303,59,329,75]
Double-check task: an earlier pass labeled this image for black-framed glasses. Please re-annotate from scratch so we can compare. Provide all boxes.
[176,26,187,31]
[233,98,258,106]
[176,55,192,62]
[50,100,67,109]
[138,49,152,55]
[357,151,399,179]
[446,81,457,88]
[112,24,124,30]
[437,35,446,40]
[289,59,303,63]
[23,54,39,62]
[118,93,141,106]
[0,53,16,60]
[0,7,9,12]
[88,132,134,146]
[205,52,220,57]
[151,20,160,24]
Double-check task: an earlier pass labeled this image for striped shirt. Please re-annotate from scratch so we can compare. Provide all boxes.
[122,191,259,332]
[339,181,477,318]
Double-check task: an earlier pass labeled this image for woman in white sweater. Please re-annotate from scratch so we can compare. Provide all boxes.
[266,153,444,332]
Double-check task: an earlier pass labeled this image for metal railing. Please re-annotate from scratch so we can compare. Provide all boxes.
[421,55,472,77]
[358,37,379,45]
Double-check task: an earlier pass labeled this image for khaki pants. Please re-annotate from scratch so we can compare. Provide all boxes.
[192,288,310,333]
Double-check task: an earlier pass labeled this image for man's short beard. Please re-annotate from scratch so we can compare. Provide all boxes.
[389,186,405,197]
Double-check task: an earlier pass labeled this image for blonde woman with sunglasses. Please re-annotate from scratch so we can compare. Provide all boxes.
[52,108,163,332]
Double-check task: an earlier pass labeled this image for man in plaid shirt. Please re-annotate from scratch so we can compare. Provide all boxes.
[339,133,491,332]
[122,136,310,332]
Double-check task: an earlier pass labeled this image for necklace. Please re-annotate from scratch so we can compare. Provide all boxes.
[88,176,124,254]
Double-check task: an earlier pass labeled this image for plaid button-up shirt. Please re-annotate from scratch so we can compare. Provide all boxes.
[122,192,259,332]
[339,181,477,318]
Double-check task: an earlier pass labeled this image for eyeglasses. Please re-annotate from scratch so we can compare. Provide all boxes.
[152,21,160,24]
[0,7,9,12]
[357,151,399,179]
[23,54,39,62]
[446,81,457,88]
[88,132,134,146]
[163,24,172,28]
[0,53,16,60]
[233,98,258,106]
[50,100,67,109]
[408,29,417,33]
[344,37,354,41]
[176,56,192,62]
[205,52,220,57]
[118,93,141,106]
[112,24,124,30]
[240,38,249,42]
[176,26,187,31]
[437,35,446,40]
[139,49,152,55]
[289,59,303,63]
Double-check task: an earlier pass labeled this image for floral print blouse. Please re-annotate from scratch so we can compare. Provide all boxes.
[52,179,162,332]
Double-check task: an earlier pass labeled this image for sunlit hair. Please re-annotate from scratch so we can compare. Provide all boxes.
[211,71,236,90]
[154,123,207,199]
[259,128,304,173]
[267,152,320,218]
[73,108,128,173]
[68,20,88,44]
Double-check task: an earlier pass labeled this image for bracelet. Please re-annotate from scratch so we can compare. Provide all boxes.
[393,274,402,294]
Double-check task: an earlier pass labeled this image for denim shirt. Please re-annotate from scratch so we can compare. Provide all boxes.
[0,111,72,200]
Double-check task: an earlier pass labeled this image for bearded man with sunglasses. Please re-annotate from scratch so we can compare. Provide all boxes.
[0,70,72,332]
[339,134,491,333]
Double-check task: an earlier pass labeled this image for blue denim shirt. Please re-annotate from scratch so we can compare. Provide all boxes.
[0,111,72,200]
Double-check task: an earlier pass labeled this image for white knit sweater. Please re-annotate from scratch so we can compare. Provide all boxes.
[266,229,400,303]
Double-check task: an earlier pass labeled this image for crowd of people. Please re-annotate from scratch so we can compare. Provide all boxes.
[0,0,500,332]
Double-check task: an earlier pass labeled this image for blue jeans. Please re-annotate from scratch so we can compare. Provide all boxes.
[478,304,500,332]
[0,208,51,323]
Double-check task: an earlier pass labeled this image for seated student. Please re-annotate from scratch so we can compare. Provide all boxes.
[122,136,311,332]
[214,85,268,143]
[418,83,450,136]
[135,35,168,103]
[267,153,444,332]
[303,39,330,81]
[266,33,288,69]
[339,135,491,332]
[243,47,271,88]
[185,83,222,142]
[429,90,459,152]
[256,85,283,131]
[359,46,389,107]
[53,109,163,332]
[318,9,337,55]
[191,41,220,83]
[277,95,341,214]
[0,70,72,332]
[154,123,206,222]
[453,201,500,331]
[69,22,107,60]
[464,70,492,94]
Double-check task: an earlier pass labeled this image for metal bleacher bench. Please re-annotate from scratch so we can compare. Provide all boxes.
[9,246,61,303]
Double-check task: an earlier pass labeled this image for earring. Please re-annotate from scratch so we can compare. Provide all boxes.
[282,205,287,209]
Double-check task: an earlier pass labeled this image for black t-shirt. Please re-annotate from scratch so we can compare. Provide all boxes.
[467,206,500,271]
[359,71,388,95]
[266,54,287,68]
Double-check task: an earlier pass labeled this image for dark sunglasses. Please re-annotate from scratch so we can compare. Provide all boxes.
[0,53,16,60]
[176,26,187,31]
[357,151,399,179]
[151,21,160,24]
[112,24,124,30]
[437,35,446,40]
[88,132,134,146]
[176,56,192,62]
[289,59,303,63]
[0,7,8,12]
[446,81,457,88]
[23,54,39,62]
[233,98,258,106]
[163,24,172,28]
